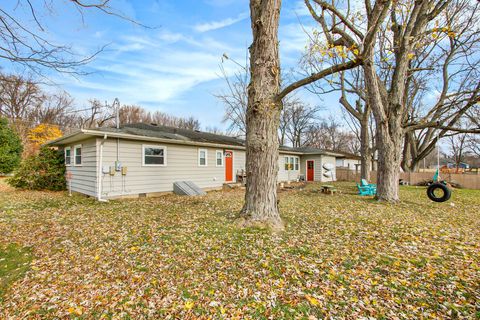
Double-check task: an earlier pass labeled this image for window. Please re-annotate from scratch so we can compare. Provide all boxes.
[199,149,208,166]
[216,150,223,167]
[285,156,299,171]
[74,145,82,166]
[143,145,166,166]
[65,147,71,166]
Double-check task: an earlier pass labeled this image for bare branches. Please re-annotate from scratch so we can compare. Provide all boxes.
[277,59,361,101]
[0,1,148,77]
[214,64,249,136]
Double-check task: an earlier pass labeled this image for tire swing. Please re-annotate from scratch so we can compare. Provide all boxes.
[427,133,451,203]
[427,181,451,202]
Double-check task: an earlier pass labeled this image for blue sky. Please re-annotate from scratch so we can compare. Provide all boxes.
[2,0,338,130]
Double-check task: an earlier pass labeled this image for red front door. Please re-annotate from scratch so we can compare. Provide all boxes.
[225,150,233,182]
[307,160,314,181]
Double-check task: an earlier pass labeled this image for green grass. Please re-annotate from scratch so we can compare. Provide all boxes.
[0,179,479,319]
[0,244,32,300]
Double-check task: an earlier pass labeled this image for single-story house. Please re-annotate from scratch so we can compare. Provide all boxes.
[336,151,378,172]
[336,151,362,171]
[47,123,342,200]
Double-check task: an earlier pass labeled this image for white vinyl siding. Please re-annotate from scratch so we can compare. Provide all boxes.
[61,136,337,199]
[233,150,246,182]
[278,154,300,182]
[300,154,337,182]
[63,139,97,197]
[99,140,229,197]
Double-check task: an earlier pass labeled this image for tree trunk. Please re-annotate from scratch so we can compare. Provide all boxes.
[240,0,283,230]
[363,57,404,202]
[359,113,371,181]
[375,121,403,201]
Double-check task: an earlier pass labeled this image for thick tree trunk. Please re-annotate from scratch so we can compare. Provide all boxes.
[359,114,371,181]
[375,121,403,201]
[240,0,283,230]
[363,58,404,202]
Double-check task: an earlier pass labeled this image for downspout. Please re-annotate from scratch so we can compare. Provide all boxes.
[98,134,108,202]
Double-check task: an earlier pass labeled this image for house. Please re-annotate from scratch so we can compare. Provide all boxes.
[336,151,378,172]
[46,123,342,200]
[335,152,362,171]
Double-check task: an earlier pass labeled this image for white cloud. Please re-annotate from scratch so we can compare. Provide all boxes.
[287,0,312,18]
[57,30,243,109]
[194,12,249,32]
[279,22,314,54]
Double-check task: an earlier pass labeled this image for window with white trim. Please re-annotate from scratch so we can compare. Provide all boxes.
[143,145,166,166]
[74,145,82,166]
[198,149,208,166]
[65,147,71,166]
[285,156,300,171]
[216,150,223,166]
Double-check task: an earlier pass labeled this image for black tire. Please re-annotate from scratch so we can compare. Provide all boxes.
[427,183,451,202]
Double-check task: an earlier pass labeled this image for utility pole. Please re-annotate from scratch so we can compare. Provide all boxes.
[113,98,120,129]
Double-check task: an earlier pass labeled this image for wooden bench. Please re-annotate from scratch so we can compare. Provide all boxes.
[321,185,337,194]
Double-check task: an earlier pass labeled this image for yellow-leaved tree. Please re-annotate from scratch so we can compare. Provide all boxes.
[28,124,63,147]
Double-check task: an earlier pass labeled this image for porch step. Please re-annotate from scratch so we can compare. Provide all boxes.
[173,181,206,196]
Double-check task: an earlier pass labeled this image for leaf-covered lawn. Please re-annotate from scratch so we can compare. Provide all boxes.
[0,179,479,319]
[0,244,32,300]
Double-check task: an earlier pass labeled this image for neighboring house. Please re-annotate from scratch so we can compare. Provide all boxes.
[336,151,378,172]
[336,152,362,171]
[447,162,470,169]
[47,123,341,200]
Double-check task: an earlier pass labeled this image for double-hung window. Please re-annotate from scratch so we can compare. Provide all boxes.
[74,145,82,166]
[216,150,223,167]
[294,157,299,171]
[199,149,208,166]
[143,145,166,166]
[65,147,71,166]
[284,157,289,170]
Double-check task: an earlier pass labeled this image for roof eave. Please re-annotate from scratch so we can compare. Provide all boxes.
[46,130,339,156]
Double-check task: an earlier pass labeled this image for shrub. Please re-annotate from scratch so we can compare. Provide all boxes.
[0,118,23,174]
[8,147,66,191]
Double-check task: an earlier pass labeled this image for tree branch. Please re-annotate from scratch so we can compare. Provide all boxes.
[277,59,361,101]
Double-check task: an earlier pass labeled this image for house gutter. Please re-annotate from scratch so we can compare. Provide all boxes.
[97,134,108,202]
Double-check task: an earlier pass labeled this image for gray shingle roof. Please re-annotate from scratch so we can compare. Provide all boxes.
[59,123,339,155]
[94,123,245,147]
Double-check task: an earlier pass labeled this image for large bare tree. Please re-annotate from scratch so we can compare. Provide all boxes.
[240,0,284,229]
[399,1,480,172]
[364,0,479,201]
[306,0,479,201]
[241,0,379,228]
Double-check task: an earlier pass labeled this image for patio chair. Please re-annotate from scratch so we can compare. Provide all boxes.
[357,179,376,196]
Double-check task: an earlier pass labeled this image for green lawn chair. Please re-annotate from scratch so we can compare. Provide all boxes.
[361,179,377,190]
[357,179,376,196]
